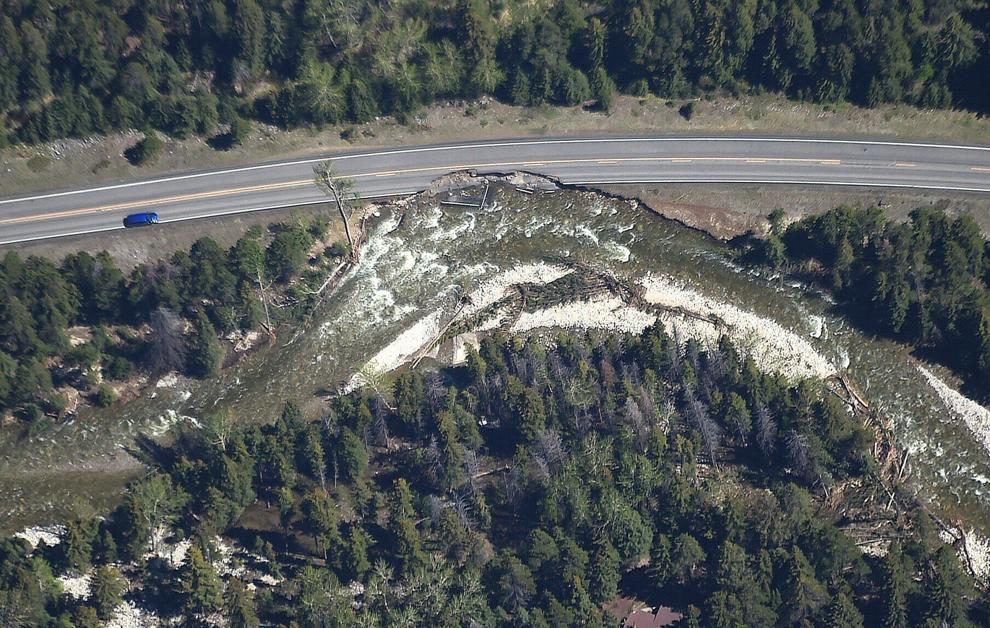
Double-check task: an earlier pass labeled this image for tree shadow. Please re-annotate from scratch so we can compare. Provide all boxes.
[207,132,238,151]
[124,433,177,470]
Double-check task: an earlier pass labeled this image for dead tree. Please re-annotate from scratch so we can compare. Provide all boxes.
[313,161,357,256]
[254,266,276,342]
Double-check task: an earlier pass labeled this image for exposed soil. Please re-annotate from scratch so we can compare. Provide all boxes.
[594,183,990,240]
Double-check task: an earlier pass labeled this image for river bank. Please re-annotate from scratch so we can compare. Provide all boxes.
[4,176,990,584]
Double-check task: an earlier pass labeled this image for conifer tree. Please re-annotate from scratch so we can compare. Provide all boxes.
[89,566,126,621]
[180,546,223,616]
[187,309,223,378]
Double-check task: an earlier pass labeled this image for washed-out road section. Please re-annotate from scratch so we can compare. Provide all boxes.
[2,135,990,244]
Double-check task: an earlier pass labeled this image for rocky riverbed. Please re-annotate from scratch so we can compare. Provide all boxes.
[4,176,990,581]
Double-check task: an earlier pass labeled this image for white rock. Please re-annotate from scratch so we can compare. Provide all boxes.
[14,525,65,549]
[918,365,990,455]
[641,275,835,380]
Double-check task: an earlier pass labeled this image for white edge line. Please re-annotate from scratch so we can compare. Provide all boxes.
[0,224,124,246]
[4,177,990,245]
[569,179,990,193]
[3,136,990,205]
[0,193,414,246]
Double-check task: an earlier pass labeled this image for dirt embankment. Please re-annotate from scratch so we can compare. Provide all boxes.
[593,183,990,241]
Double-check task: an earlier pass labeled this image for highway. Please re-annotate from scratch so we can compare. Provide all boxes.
[2,135,990,244]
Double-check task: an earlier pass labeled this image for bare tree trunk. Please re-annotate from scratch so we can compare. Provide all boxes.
[327,180,355,255]
[315,163,360,262]
[318,464,328,495]
[255,267,276,342]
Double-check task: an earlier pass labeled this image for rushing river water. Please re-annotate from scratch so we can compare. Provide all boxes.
[2,180,989,539]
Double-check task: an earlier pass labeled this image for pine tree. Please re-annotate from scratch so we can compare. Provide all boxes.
[301,490,341,562]
[924,545,973,626]
[880,543,910,628]
[671,533,706,583]
[89,566,126,621]
[232,0,265,79]
[0,350,15,409]
[588,539,620,603]
[19,23,50,102]
[187,309,223,378]
[298,424,328,489]
[59,518,94,572]
[821,592,865,628]
[0,296,41,356]
[348,79,378,124]
[225,578,259,628]
[341,525,371,581]
[180,546,223,616]
[649,533,672,586]
[94,527,118,565]
[0,17,21,111]
[336,427,368,483]
[589,66,615,111]
[783,547,827,624]
[389,479,424,575]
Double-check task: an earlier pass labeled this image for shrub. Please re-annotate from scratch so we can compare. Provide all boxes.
[105,356,135,381]
[125,133,164,166]
[228,115,251,146]
[340,126,359,142]
[44,393,68,417]
[94,384,116,407]
[679,101,697,120]
[27,417,53,439]
[17,404,43,423]
[66,343,101,368]
[27,155,51,172]
[308,216,330,239]
[628,79,650,97]
[325,242,350,258]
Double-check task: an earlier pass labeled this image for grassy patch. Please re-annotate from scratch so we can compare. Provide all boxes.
[27,155,51,172]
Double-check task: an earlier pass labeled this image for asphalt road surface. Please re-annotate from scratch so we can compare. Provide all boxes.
[2,135,990,244]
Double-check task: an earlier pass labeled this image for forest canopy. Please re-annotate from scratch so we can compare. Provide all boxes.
[1,325,982,626]
[747,206,990,398]
[0,215,343,427]
[0,0,988,146]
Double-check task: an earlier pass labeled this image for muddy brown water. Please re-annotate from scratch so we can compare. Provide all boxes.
[2,183,988,537]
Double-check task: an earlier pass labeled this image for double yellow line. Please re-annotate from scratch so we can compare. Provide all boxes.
[0,179,311,226]
[11,154,967,227]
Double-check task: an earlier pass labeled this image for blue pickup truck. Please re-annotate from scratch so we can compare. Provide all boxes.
[123,212,160,228]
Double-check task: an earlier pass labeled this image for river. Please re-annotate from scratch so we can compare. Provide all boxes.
[2,179,989,550]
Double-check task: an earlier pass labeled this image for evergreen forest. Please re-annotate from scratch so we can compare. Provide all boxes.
[2,325,984,626]
[750,206,990,398]
[0,0,988,146]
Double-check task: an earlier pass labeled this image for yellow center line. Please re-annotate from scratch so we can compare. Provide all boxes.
[0,179,312,226]
[7,155,969,226]
[348,156,838,179]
